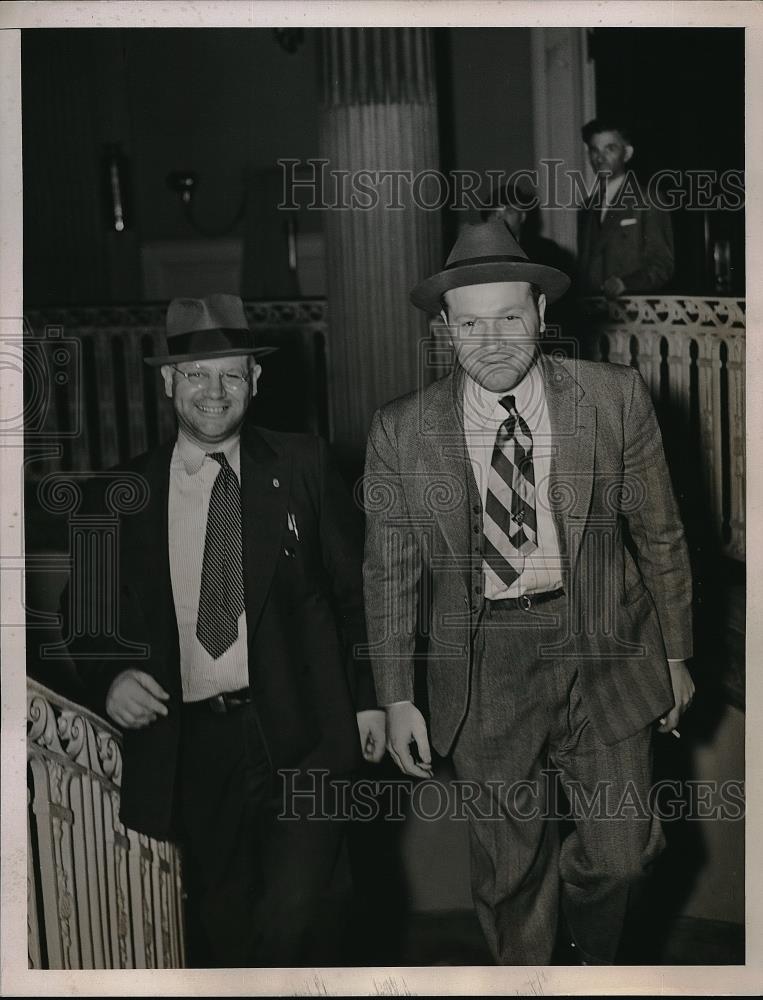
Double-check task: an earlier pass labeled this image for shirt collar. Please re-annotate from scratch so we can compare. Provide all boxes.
[176,431,241,476]
[462,353,544,429]
[604,172,627,203]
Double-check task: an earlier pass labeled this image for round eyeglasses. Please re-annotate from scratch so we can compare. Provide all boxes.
[171,365,251,391]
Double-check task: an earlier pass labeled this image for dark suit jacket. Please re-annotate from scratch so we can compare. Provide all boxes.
[363,354,692,752]
[576,185,674,294]
[68,425,374,840]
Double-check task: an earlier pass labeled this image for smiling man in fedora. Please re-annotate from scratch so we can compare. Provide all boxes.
[362,221,694,964]
[68,293,384,967]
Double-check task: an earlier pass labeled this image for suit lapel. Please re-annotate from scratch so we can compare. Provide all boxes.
[421,372,476,591]
[239,425,290,634]
[541,354,597,576]
[127,442,177,656]
[127,428,289,670]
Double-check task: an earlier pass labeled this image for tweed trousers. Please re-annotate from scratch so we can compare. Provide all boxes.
[451,593,665,965]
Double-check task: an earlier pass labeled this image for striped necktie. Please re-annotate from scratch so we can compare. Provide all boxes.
[483,395,538,590]
[196,452,246,659]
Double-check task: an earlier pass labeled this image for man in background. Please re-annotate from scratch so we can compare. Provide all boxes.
[577,118,674,298]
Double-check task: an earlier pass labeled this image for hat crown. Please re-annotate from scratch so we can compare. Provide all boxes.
[167,293,248,336]
[409,219,571,313]
[445,220,529,268]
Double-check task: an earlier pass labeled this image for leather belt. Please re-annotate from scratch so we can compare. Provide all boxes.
[487,588,565,612]
[185,686,253,714]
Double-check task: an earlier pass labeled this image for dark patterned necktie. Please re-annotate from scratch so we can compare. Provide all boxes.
[483,395,538,590]
[196,452,245,659]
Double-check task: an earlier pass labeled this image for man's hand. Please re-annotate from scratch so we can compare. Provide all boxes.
[385,701,433,778]
[658,659,695,734]
[602,275,626,299]
[356,709,386,763]
[106,670,170,729]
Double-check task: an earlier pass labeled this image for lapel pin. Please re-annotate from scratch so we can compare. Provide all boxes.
[272,478,280,488]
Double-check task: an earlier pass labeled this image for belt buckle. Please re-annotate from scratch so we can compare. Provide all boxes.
[209,694,227,714]
[519,594,533,611]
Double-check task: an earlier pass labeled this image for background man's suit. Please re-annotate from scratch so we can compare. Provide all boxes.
[364,352,693,963]
[69,422,374,964]
[577,192,674,294]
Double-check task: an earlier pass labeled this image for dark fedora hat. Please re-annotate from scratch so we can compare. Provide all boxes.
[410,219,570,314]
[144,293,277,367]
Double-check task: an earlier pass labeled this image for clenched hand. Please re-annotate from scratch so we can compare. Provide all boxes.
[658,659,695,734]
[106,670,170,729]
[357,709,386,763]
[385,701,433,779]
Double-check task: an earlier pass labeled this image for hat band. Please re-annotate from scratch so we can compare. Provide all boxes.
[166,327,253,355]
[444,253,529,270]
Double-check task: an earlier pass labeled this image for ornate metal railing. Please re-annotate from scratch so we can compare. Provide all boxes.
[582,296,745,562]
[27,678,185,969]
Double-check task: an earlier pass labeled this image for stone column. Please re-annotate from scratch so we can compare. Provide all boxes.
[319,28,442,457]
[531,28,596,257]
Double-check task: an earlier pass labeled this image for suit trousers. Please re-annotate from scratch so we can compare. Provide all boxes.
[451,594,665,965]
[178,701,350,967]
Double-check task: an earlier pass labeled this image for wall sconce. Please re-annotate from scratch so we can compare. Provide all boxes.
[166,170,246,238]
[166,170,197,204]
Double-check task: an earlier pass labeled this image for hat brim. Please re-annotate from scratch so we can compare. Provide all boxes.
[410,262,571,314]
[144,345,278,367]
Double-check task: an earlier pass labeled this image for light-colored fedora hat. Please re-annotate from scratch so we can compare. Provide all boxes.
[410,219,570,314]
[144,293,277,367]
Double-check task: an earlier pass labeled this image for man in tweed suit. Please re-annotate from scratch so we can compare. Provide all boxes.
[362,221,694,965]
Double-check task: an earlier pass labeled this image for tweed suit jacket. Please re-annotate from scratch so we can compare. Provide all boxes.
[576,186,674,294]
[363,354,693,752]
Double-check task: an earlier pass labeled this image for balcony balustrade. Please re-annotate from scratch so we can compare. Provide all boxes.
[27,678,185,969]
[582,295,745,563]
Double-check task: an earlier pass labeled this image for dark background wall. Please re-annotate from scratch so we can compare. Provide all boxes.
[22,29,325,304]
[126,29,321,242]
[22,27,541,305]
[445,29,534,194]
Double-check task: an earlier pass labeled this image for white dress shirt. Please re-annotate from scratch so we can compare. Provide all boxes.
[168,432,249,702]
[600,173,627,223]
[462,359,564,599]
